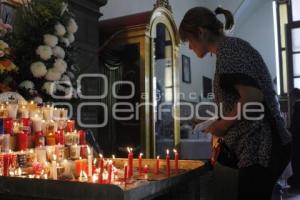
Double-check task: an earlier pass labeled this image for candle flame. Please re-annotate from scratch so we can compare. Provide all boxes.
[99,154,103,159]
[87,146,91,155]
[127,147,130,152]
[157,156,160,159]
[93,158,97,165]
[173,149,177,153]
[112,155,115,159]
[139,153,143,157]
[92,174,98,183]
[166,149,169,155]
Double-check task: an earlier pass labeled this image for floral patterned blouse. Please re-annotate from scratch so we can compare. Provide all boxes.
[214,37,292,168]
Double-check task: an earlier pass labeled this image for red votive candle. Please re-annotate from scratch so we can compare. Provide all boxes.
[108,161,112,184]
[127,148,133,178]
[21,118,31,133]
[166,149,170,177]
[4,118,13,135]
[174,149,179,174]
[3,154,11,176]
[18,131,28,151]
[56,129,64,145]
[79,130,86,145]
[138,153,143,176]
[35,131,45,147]
[66,120,75,132]
[124,163,128,183]
[156,156,160,175]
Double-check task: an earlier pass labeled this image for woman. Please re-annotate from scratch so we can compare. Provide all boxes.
[179,7,291,200]
[288,88,300,189]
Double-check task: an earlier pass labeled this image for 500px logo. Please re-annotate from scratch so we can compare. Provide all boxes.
[50,74,265,128]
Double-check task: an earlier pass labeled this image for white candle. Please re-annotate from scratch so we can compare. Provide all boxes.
[87,146,92,177]
[62,159,71,176]
[70,145,80,159]
[36,147,47,163]
[43,105,54,121]
[53,108,61,121]
[52,155,57,180]
[7,103,18,119]
[32,115,42,132]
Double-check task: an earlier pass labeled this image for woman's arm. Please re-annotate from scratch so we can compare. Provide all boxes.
[204,84,264,137]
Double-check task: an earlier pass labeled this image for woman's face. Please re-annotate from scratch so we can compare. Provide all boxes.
[187,36,209,58]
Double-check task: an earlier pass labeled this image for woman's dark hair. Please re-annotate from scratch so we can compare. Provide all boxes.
[179,7,234,42]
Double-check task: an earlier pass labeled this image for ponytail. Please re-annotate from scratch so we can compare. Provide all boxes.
[214,7,234,30]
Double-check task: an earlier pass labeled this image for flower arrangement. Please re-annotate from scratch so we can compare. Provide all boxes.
[12,0,79,102]
[0,9,18,93]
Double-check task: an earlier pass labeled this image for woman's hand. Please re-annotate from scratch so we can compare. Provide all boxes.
[204,120,227,137]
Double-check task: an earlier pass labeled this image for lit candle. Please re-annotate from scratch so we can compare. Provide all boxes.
[36,147,46,163]
[62,159,71,176]
[166,149,170,177]
[138,153,143,176]
[92,173,98,183]
[87,147,92,177]
[32,114,42,132]
[53,108,61,121]
[4,117,13,135]
[43,105,53,121]
[93,158,97,174]
[127,147,133,178]
[70,144,80,160]
[108,160,113,184]
[66,120,75,132]
[52,155,57,180]
[3,153,11,176]
[98,154,104,184]
[2,134,10,152]
[112,155,116,165]
[79,130,86,145]
[173,149,179,174]
[143,164,148,174]
[156,156,160,175]
[75,158,88,178]
[17,131,28,151]
[7,103,18,119]
[124,163,128,184]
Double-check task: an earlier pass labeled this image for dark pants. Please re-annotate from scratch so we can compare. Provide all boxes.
[237,136,291,200]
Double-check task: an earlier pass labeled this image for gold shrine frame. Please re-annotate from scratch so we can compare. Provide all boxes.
[148,6,180,157]
[107,5,180,158]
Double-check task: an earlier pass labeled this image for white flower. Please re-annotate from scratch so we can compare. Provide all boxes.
[55,22,66,36]
[53,46,65,59]
[45,68,62,81]
[36,45,53,60]
[42,81,56,95]
[53,59,67,74]
[67,34,75,43]
[43,34,58,48]
[67,18,78,34]
[34,96,43,104]
[60,37,70,47]
[30,62,47,78]
[0,40,9,49]
[19,80,35,90]
[0,50,4,57]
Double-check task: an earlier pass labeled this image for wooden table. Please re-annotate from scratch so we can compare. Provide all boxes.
[0,159,208,200]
